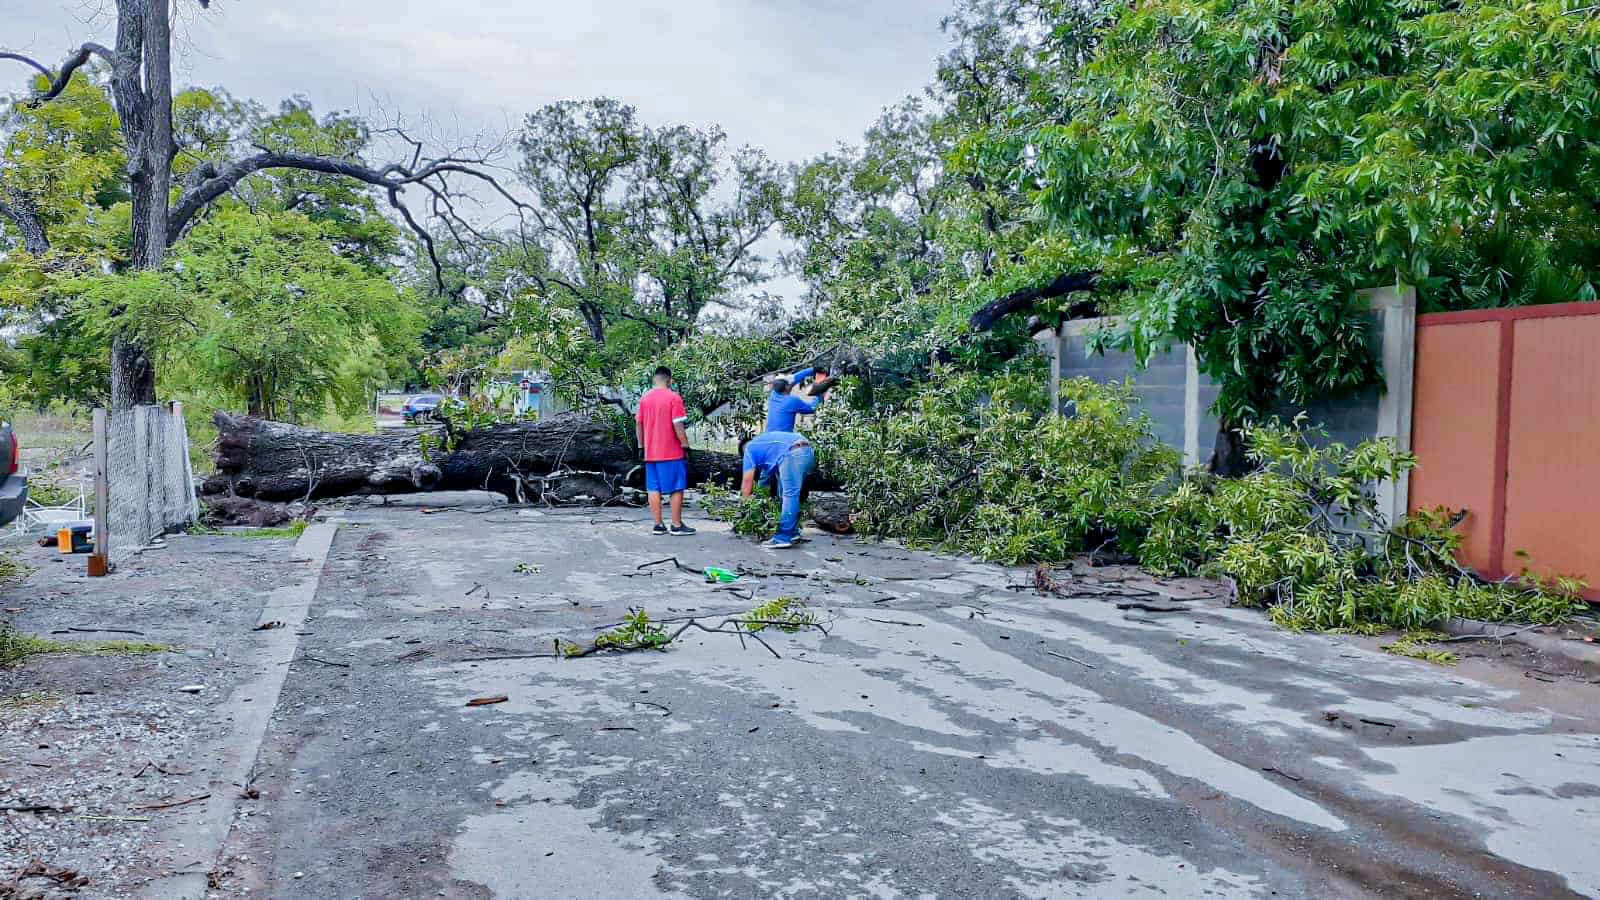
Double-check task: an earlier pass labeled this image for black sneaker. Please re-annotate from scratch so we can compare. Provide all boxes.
[668,523,697,537]
[651,523,669,536]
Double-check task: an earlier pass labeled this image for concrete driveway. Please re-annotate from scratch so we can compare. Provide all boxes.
[218,504,1600,898]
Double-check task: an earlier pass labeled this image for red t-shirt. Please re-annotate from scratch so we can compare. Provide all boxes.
[636,387,688,462]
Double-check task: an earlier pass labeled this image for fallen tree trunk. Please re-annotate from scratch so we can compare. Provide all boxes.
[202,411,831,503]
[807,492,856,534]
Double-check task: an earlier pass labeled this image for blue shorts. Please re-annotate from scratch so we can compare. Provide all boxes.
[644,459,688,495]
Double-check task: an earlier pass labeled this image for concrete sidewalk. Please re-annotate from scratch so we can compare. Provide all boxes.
[0,529,328,898]
[204,504,1600,898]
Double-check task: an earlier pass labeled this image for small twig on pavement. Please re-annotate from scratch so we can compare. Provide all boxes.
[865,618,924,627]
[1261,767,1304,783]
[131,793,210,812]
[132,761,188,779]
[737,566,809,579]
[637,556,704,576]
[299,655,351,669]
[56,626,146,636]
[631,700,672,716]
[1044,650,1096,669]
[0,805,70,814]
[1116,602,1186,613]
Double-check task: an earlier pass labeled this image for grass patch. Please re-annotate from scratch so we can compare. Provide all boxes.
[0,690,63,713]
[26,476,85,508]
[1,623,170,666]
[233,521,309,540]
[189,520,308,540]
[0,552,32,585]
[6,406,92,454]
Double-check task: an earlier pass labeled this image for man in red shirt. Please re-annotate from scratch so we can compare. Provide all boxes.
[635,366,696,536]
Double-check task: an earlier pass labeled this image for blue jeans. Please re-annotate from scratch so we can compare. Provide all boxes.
[773,445,815,543]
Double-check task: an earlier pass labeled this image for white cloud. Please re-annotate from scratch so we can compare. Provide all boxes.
[6,0,954,161]
[5,1,955,306]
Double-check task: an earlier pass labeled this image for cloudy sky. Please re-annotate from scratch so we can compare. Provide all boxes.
[8,1,956,165]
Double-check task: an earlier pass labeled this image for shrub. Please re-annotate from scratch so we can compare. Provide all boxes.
[1141,419,1587,631]
[815,365,1179,564]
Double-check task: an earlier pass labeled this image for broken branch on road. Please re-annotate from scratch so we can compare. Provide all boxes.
[1044,650,1097,669]
[130,793,211,812]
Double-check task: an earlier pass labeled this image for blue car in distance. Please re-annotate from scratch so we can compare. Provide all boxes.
[402,393,444,424]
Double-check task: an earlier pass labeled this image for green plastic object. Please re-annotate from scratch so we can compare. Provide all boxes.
[703,566,739,584]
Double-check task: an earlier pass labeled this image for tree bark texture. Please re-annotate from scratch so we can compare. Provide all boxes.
[202,411,756,503]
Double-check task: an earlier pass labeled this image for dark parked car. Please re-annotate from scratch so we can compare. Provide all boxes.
[0,421,28,527]
[403,393,444,423]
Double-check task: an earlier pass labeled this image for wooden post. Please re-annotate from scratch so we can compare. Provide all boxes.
[89,408,109,577]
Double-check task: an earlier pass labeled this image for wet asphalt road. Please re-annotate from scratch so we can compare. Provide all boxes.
[218,504,1600,898]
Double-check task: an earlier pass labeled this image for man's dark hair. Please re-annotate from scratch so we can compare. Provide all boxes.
[771,375,791,395]
[654,366,672,380]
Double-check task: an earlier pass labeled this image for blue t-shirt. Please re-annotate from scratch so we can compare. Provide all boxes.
[764,367,820,432]
[743,431,805,484]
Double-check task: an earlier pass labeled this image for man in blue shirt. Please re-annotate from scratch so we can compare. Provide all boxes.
[741,431,815,549]
[764,367,830,433]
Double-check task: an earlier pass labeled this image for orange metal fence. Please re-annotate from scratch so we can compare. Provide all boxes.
[1409,303,1600,595]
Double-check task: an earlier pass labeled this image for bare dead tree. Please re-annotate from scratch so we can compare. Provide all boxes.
[0,0,528,408]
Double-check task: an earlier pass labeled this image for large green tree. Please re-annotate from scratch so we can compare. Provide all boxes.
[508,99,788,402]
[1,0,508,407]
[1018,0,1600,464]
[0,68,422,411]
[76,206,419,420]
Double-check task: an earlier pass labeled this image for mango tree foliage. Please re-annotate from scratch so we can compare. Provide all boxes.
[509,99,789,405]
[0,75,414,408]
[75,207,420,420]
[1026,0,1600,423]
[0,71,127,289]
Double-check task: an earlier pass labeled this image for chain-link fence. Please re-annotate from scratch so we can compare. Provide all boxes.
[93,403,199,567]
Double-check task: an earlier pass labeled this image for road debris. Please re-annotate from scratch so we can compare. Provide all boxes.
[1044,650,1097,669]
[637,556,704,576]
[7,861,90,891]
[131,793,211,812]
[299,654,351,669]
[465,695,509,707]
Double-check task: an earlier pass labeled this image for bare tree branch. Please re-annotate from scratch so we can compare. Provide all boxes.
[968,270,1101,333]
[166,148,540,290]
[0,51,52,78]
[1,44,115,106]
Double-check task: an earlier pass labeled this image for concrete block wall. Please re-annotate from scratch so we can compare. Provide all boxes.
[1044,287,1417,524]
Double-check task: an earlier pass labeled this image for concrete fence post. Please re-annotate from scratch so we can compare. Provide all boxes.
[89,408,109,576]
[1365,286,1418,527]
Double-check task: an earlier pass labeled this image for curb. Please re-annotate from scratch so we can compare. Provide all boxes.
[138,521,339,900]
[1441,616,1600,670]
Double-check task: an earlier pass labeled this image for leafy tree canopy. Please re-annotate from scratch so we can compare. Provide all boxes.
[1017,0,1600,420]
